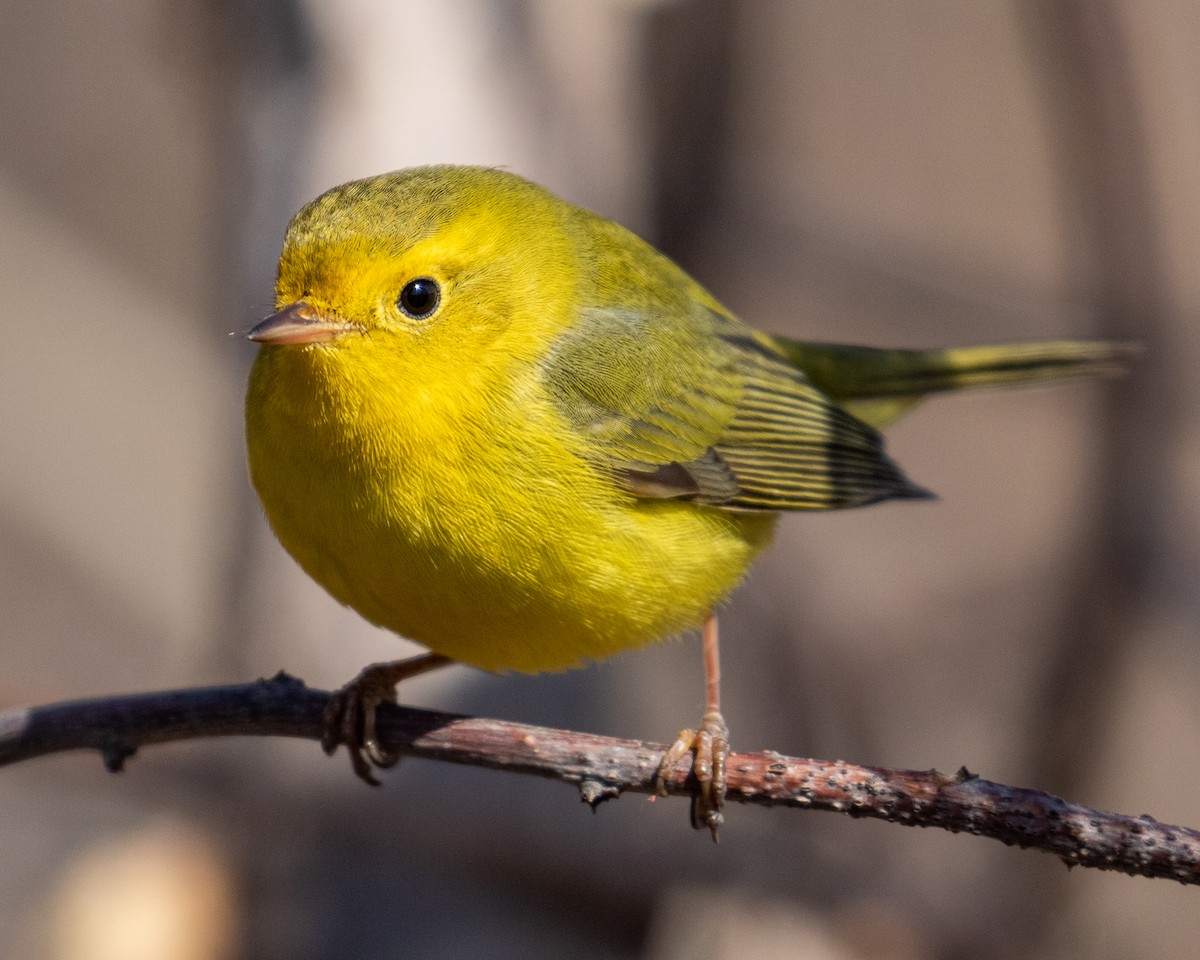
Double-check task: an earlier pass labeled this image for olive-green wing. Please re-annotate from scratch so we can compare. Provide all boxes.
[542,306,930,511]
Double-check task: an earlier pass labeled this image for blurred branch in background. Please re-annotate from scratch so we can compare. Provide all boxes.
[198,0,318,681]
[3,676,1199,884]
[1020,0,1169,813]
[644,0,739,256]
[988,0,1178,954]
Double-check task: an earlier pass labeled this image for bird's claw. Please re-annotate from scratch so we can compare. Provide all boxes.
[322,662,406,786]
[654,708,729,840]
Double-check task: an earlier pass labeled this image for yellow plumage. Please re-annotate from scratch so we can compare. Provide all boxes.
[245,166,1129,823]
[248,330,773,672]
[247,165,1126,675]
[247,168,782,672]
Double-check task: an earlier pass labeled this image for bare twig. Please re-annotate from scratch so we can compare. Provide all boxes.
[2,672,1197,884]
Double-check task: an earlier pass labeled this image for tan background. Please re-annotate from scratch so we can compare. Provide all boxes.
[3,1,1198,958]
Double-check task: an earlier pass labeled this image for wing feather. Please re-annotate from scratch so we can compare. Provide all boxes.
[542,306,930,511]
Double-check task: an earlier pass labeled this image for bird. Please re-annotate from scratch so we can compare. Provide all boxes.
[245,165,1130,836]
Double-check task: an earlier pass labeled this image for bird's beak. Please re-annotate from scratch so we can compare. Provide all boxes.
[247,301,358,345]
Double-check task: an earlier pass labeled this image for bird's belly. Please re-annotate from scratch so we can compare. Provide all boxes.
[252,425,774,673]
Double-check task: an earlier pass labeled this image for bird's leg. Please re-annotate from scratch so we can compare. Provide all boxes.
[655,613,729,840]
[322,652,454,785]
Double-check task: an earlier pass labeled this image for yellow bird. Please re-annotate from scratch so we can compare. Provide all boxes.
[245,165,1129,835]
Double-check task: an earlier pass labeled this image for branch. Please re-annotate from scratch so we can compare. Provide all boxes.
[2,672,1196,883]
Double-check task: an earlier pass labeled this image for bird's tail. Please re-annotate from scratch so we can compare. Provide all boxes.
[767,337,1137,429]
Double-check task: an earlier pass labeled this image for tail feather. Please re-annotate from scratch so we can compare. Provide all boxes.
[768,338,1137,429]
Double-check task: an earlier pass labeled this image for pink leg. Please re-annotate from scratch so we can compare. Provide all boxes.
[654,613,730,839]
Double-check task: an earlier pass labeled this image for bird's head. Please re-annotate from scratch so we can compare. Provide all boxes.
[248,166,580,372]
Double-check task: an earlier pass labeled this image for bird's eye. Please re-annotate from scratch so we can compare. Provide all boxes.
[397,278,441,319]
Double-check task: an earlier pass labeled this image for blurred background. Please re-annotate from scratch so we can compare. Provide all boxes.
[2,1,1198,957]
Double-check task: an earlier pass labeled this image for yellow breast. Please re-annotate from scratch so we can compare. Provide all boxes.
[245,334,773,673]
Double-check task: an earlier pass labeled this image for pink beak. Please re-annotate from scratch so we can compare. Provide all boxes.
[247,302,358,345]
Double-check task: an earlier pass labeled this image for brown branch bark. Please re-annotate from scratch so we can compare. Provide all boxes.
[2,672,1197,883]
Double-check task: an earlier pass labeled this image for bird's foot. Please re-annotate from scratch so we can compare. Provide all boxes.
[322,654,452,785]
[654,708,729,840]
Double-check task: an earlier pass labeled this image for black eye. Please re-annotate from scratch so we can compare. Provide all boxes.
[397,277,441,319]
